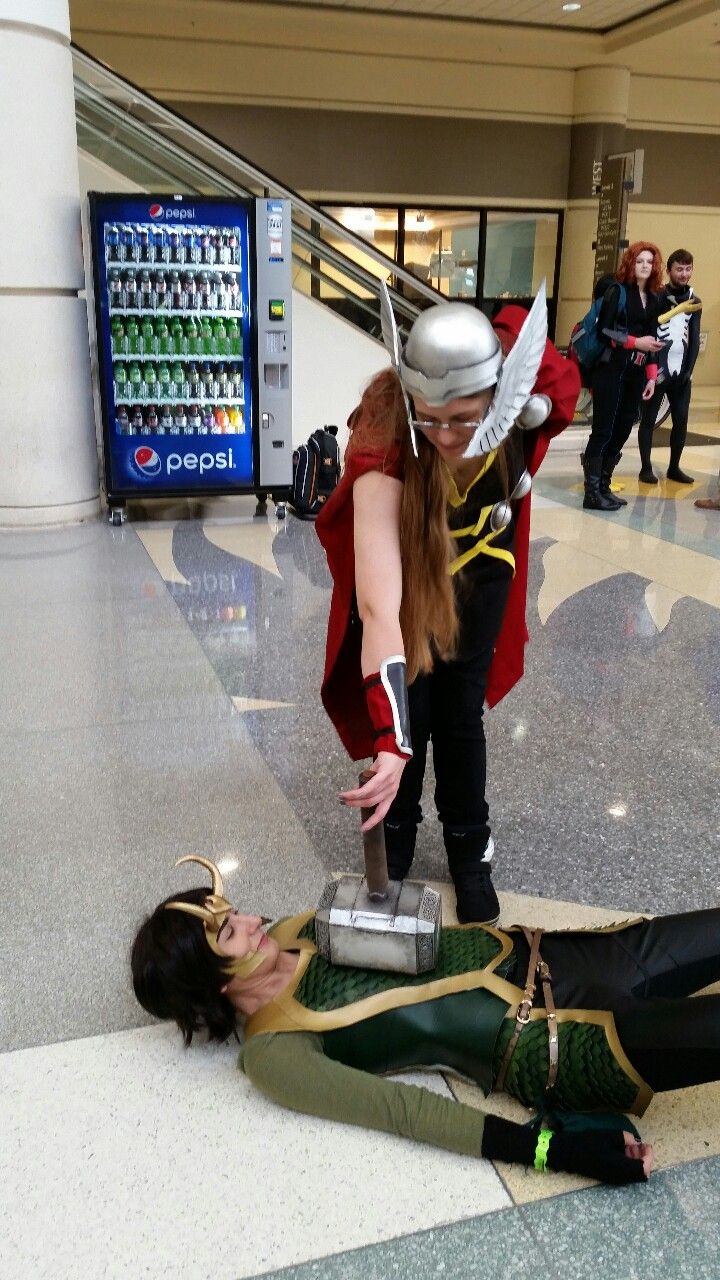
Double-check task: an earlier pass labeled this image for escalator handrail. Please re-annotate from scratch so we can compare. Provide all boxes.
[71,42,444,309]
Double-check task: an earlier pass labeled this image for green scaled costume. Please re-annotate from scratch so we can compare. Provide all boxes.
[241,914,652,1127]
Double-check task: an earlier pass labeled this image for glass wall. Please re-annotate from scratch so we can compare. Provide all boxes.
[403,210,480,300]
[321,204,562,337]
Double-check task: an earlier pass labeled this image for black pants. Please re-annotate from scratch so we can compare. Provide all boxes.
[513,909,720,1093]
[638,376,692,471]
[384,572,511,877]
[586,351,646,462]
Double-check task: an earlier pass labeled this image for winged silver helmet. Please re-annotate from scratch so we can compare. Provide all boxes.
[378,279,549,459]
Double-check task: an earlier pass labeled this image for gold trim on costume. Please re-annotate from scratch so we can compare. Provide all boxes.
[445,451,497,508]
[245,922,515,1039]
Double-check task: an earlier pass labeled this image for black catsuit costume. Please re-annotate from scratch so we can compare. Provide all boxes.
[585,283,661,464]
[383,431,524,885]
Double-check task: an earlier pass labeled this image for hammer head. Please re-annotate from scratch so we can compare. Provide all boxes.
[315,874,442,974]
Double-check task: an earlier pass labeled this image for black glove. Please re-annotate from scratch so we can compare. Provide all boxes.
[481,1114,648,1186]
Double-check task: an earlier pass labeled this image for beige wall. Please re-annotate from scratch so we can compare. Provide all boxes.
[71,0,720,385]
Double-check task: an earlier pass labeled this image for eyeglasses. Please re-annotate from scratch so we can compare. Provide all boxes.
[410,418,486,432]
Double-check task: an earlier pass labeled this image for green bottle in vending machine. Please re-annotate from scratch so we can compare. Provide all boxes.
[156,318,172,356]
[185,316,200,356]
[158,362,172,397]
[227,317,241,355]
[111,316,126,355]
[212,317,228,356]
[128,362,144,396]
[171,318,186,356]
[141,317,156,356]
[126,317,141,355]
[200,317,213,355]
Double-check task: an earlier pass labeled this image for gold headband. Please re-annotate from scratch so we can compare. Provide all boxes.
[164,855,268,981]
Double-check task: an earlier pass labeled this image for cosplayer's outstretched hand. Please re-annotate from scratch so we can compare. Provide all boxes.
[481,1114,652,1186]
[641,378,657,402]
[340,752,407,831]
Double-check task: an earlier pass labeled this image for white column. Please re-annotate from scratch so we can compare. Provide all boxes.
[0,0,99,526]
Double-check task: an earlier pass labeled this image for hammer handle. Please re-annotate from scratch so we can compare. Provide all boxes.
[359,769,390,899]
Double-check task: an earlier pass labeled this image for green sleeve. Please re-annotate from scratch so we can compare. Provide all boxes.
[240,1031,487,1158]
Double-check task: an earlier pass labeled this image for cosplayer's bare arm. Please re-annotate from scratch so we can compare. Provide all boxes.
[341,469,407,828]
[353,469,404,674]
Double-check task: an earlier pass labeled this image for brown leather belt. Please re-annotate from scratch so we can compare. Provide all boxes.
[494,926,559,1096]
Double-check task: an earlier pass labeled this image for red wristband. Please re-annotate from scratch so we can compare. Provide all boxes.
[363,659,413,759]
[624,335,637,350]
[646,364,658,381]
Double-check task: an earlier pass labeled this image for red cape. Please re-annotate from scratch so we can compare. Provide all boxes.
[316,305,581,759]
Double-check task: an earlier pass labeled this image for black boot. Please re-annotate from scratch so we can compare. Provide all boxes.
[583,456,621,511]
[446,830,499,925]
[383,816,418,881]
[600,451,627,507]
[638,465,658,484]
[667,464,694,484]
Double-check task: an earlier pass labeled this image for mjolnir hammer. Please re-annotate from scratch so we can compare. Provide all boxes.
[314,771,442,974]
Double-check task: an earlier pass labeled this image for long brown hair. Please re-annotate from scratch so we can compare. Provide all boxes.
[616,241,664,294]
[346,368,509,681]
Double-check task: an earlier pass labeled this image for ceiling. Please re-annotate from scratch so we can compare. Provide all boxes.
[257,0,677,33]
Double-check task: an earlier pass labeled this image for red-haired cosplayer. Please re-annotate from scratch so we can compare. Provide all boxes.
[315,284,580,924]
[582,241,665,511]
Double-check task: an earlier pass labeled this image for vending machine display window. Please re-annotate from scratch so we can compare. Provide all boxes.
[88,194,292,516]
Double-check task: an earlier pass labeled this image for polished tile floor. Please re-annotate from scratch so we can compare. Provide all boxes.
[1,404,719,1279]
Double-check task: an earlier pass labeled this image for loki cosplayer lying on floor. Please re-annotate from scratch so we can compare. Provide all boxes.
[135,857,720,1186]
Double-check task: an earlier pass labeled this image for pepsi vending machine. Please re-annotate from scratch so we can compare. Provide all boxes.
[88,194,292,523]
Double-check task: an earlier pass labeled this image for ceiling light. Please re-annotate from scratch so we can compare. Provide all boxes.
[562,3,582,10]
[607,803,627,819]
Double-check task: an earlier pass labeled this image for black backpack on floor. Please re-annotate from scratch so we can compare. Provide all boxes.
[290,426,341,520]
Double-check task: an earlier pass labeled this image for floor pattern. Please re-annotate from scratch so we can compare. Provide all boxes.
[1,411,719,1279]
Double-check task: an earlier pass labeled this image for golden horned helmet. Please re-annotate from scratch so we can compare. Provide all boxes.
[164,855,269,981]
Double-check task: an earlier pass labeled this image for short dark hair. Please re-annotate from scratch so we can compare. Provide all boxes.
[667,249,693,270]
[131,888,239,1046]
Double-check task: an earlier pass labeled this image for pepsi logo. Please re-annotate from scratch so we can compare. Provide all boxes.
[148,203,164,219]
[133,446,162,477]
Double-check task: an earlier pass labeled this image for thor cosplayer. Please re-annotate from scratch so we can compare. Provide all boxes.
[133,856,720,1188]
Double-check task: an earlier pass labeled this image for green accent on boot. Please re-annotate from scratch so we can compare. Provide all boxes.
[295,927,509,1012]
[493,1018,640,1112]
